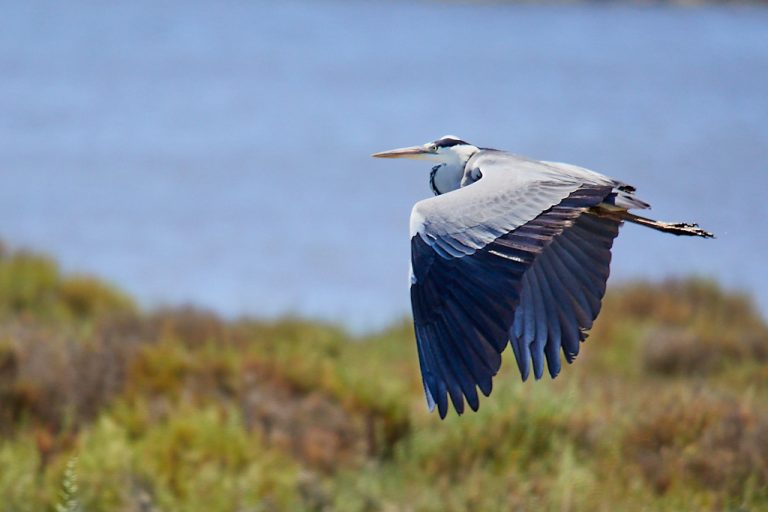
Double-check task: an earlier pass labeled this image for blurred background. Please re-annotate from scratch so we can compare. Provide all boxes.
[1,1,767,511]
[2,1,767,329]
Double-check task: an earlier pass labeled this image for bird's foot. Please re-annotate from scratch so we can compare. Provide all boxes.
[666,222,715,238]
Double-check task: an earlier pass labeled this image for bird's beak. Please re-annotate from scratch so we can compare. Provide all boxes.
[371,145,433,160]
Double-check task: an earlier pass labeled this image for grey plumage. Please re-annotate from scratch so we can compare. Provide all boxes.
[373,136,713,418]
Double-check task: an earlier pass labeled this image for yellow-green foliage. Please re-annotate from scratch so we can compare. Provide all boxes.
[0,434,39,512]
[10,408,301,512]
[0,246,134,322]
[0,244,767,511]
[594,279,768,376]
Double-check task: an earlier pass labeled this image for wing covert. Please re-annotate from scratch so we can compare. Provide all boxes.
[410,151,615,259]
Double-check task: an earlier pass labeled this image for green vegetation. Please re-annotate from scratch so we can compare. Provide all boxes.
[0,243,766,511]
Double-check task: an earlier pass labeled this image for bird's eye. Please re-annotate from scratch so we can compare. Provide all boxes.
[431,144,439,152]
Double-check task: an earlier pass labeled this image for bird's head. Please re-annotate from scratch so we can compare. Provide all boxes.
[371,135,479,168]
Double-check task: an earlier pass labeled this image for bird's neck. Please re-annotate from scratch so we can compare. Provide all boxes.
[429,145,478,195]
[429,163,464,195]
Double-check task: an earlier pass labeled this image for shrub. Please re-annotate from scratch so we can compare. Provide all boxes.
[624,388,768,499]
[0,248,134,322]
[588,279,768,377]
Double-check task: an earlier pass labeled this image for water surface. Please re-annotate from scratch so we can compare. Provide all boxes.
[1,1,767,329]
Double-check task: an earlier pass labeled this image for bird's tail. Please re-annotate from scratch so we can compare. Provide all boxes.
[615,211,714,238]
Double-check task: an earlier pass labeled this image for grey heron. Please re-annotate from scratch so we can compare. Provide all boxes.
[372,135,713,419]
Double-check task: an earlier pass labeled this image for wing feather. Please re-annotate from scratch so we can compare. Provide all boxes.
[510,213,621,380]
[410,152,617,417]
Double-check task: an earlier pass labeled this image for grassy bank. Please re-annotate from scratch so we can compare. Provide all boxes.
[0,242,766,511]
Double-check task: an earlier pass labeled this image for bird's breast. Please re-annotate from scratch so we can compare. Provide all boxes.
[430,164,464,195]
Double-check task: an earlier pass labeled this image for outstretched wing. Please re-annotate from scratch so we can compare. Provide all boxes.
[409,151,619,418]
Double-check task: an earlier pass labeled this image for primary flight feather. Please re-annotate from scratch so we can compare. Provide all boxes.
[373,135,713,419]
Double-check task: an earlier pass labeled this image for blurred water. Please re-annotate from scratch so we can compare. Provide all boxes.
[1,1,767,330]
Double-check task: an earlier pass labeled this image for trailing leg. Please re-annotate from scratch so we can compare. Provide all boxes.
[615,211,714,238]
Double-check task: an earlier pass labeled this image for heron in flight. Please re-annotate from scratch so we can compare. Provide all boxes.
[372,135,713,418]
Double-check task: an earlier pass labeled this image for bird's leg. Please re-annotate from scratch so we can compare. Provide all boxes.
[593,209,715,238]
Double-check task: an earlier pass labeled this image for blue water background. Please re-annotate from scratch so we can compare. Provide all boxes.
[1,1,767,330]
